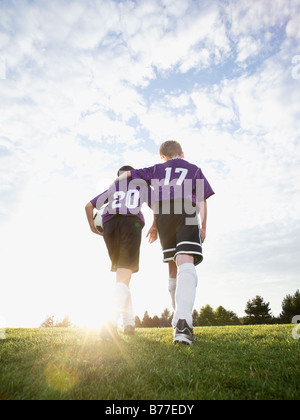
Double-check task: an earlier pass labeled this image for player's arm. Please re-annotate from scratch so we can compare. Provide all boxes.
[147,214,158,244]
[146,189,158,244]
[199,199,207,243]
[86,190,108,235]
[85,202,101,235]
[195,168,214,244]
[112,170,131,186]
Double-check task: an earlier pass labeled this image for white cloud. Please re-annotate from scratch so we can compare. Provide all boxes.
[229,0,291,38]
[236,36,262,62]
[121,0,231,74]
[286,14,300,42]
[191,87,236,126]
[77,112,137,144]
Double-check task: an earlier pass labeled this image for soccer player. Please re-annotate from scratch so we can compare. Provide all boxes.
[85,166,150,342]
[117,141,214,345]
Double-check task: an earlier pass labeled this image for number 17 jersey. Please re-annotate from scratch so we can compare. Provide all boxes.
[131,158,215,209]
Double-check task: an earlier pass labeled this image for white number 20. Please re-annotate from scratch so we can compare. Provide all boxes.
[112,190,140,209]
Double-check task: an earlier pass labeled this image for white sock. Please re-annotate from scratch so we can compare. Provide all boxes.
[122,290,135,328]
[168,278,177,310]
[173,263,198,328]
[112,283,129,327]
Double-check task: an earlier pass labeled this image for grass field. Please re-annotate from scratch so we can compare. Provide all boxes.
[0,325,299,400]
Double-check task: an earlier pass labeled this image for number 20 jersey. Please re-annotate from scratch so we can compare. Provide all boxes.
[90,179,151,227]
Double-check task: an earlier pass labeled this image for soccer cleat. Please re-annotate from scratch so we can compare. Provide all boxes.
[100,321,123,343]
[173,319,195,346]
[123,325,135,336]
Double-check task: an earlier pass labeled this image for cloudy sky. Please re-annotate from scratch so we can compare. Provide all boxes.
[0,0,300,328]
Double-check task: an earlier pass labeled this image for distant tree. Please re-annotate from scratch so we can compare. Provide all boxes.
[152,316,160,328]
[198,305,216,326]
[40,316,55,328]
[142,311,152,328]
[55,316,72,328]
[229,311,241,326]
[215,306,232,326]
[192,309,199,327]
[160,309,172,327]
[280,290,300,323]
[244,296,273,325]
[134,315,142,328]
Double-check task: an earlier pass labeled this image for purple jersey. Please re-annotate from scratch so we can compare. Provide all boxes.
[90,179,150,226]
[131,158,214,209]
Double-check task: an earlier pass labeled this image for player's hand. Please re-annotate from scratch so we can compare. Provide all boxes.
[147,226,158,244]
[91,226,102,236]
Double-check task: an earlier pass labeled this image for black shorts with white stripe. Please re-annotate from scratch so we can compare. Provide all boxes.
[156,200,203,266]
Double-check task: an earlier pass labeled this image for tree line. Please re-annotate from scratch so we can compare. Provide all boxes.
[41,290,300,328]
[40,316,72,328]
[136,290,300,327]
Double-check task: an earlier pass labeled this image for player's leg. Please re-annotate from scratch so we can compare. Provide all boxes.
[156,212,177,310]
[122,290,135,335]
[172,255,198,345]
[101,268,134,342]
[116,267,132,286]
[168,261,177,310]
[111,268,132,327]
[100,218,123,341]
[174,255,197,327]
[117,217,143,334]
[101,218,135,341]
[115,268,135,334]
[172,212,202,345]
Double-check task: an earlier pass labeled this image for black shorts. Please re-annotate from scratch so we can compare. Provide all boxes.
[156,201,203,266]
[103,215,143,273]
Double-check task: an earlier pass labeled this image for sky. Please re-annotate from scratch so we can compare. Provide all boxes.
[0,0,300,328]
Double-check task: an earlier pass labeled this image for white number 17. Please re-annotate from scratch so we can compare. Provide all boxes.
[164,167,188,186]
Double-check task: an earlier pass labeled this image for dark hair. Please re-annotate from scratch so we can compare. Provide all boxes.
[117,165,134,177]
[159,140,183,158]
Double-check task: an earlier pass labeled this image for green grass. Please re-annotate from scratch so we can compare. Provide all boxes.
[0,325,299,400]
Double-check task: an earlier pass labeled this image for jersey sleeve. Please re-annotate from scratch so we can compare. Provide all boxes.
[90,190,108,209]
[195,168,215,200]
[131,166,156,186]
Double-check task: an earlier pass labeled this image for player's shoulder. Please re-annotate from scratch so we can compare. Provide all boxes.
[173,158,200,171]
[153,159,200,175]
